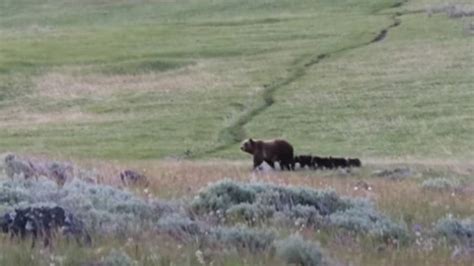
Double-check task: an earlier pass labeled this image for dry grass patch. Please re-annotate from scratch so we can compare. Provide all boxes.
[18,156,469,228]
[0,107,102,128]
[2,155,473,265]
[0,60,238,128]
[70,159,474,224]
[33,61,230,100]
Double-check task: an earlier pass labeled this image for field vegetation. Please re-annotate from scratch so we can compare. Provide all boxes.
[0,0,473,265]
[1,0,472,160]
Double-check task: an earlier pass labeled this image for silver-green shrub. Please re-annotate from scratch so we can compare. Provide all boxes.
[102,249,135,266]
[421,178,461,192]
[285,204,324,226]
[275,234,325,266]
[0,177,178,235]
[156,213,210,241]
[211,226,276,253]
[156,214,275,253]
[226,203,274,224]
[329,204,408,241]
[435,216,474,246]
[192,180,351,216]
[192,180,407,240]
[192,180,257,213]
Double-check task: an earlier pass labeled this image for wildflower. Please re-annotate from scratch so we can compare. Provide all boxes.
[412,224,423,232]
[195,250,205,265]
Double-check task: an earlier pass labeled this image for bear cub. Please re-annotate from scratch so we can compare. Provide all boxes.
[294,155,313,169]
[347,158,362,167]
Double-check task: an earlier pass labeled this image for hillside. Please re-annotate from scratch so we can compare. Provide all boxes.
[1,0,472,160]
[0,0,473,265]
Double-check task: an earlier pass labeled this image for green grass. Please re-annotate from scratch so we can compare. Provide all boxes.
[0,0,473,161]
[1,1,474,265]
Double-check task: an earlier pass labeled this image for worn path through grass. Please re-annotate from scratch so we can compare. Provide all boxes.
[203,1,414,157]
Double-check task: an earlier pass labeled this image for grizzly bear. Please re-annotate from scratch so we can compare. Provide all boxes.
[240,138,294,170]
[294,155,313,169]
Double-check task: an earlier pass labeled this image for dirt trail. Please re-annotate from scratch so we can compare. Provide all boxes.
[199,1,416,157]
[371,16,401,43]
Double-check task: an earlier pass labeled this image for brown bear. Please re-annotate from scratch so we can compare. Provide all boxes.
[240,138,294,170]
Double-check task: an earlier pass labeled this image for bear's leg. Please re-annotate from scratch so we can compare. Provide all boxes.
[328,159,335,169]
[341,158,349,168]
[264,159,275,169]
[253,156,264,169]
[287,156,295,171]
[280,159,292,171]
[287,159,294,170]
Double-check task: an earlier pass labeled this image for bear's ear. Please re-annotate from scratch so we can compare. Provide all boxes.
[249,138,254,144]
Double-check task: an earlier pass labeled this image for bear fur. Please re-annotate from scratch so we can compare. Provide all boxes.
[347,158,362,167]
[294,155,313,169]
[312,156,361,169]
[241,138,294,170]
[312,156,334,169]
[331,157,349,168]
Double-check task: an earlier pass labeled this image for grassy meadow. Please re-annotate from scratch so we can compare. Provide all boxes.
[1,0,472,160]
[0,0,473,265]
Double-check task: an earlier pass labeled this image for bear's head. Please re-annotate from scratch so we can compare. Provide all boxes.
[293,156,300,163]
[240,138,256,154]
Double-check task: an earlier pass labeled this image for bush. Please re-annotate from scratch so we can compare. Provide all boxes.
[211,226,276,253]
[156,214,275,253]
[156,214,210,242]
[0,181,33,205]
[284,204,324,227]
[0,177,170,235]
[435,216,474,245]
[0,172,408,250]
[275,234,325,266]
[329,205,408,241]
[192,180,351,217]
[226,203,274,224]
[192,180,407,239]
[102,249,135,266]
[421,178,461,192]
[59,179,161,234]
[192,180,256,213]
